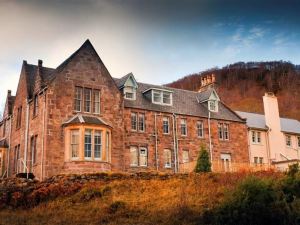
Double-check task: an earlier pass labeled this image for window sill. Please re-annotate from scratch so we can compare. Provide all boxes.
[163,133,170,135]
[251,142,263,146]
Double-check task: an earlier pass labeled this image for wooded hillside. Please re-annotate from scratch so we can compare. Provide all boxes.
[167,61,300,120]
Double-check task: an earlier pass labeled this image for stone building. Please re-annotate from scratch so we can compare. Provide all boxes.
[0,40,249,180]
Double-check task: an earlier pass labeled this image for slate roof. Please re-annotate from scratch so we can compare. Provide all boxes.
[236,111,300,134]
[115,77,244,122]
[63,114,110,127]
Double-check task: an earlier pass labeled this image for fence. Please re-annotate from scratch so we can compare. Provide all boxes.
[179,160,274,173]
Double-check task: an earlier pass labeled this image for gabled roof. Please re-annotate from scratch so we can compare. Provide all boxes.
[115,72,138,89]
[197,88,220,102]
[63,114,111,127]
[236,111,300,134]
[114,77,244,122]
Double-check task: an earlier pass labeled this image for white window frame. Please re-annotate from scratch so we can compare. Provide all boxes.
[139,147,148,167]
[180,119,187,136]
[84,129,92,160]
[163,117,170,134]
[197,121,204,138]
[94,130,102,160]
[84,88,92,113]
[124,87,136,100]
[93,90,101,114]
[130,146,138,167]
[218,123,229,141]
[251,131,261,144]
[208,100,218,112]
[131,113,137,131]
[71,129,79,160]
[164,149,172,168]
[151,89,173,106]
[138,114,145,132]
[286,135,292,147]
[74,87,82,112]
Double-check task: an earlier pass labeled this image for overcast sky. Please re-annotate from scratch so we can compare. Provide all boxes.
[1,0,300,111]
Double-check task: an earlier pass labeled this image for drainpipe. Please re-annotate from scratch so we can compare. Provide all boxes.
[154,113,158,171]
[172,113,178,173]
[7,115,12,177]
[266,128,271,166]
[247,129,251,166]
[208,111,213,170]
[23,99,30,173]
[41,89,47,180]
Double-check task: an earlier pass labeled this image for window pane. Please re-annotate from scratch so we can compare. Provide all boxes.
[181,119,187,136]
[84,88,92,112]
[139,148,147,166]
[94,130,102,159]
[106,132,110,161]
[153,91,161,103]
[93,90,100,114]
[84,129,92,158]
[197,121,203,137]
[163,117,169,134]
[224,124,229,140]
[209,101,216,111]
[286,135,291,146]
[257,132,261,143]
[74,87,82,111]
[131,113,137,130]
[163,92,171,104]
[164,149,172,168]
[183,150,189,163]
[218,124,223,139]
[71,130,79,158]
[130,146,138,166]
[138,114,145,132]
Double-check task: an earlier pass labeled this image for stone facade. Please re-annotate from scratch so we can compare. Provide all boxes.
[0,40,249,180]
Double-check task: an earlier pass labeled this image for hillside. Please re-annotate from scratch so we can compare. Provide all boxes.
[167,61,300,121]
[0,171,289,225]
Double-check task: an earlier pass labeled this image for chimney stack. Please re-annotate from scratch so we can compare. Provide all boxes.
[198,74,217,92]
[7,90,11,97]
[38,59,43,68]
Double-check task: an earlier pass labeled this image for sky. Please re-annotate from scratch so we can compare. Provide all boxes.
[1,0,300,112]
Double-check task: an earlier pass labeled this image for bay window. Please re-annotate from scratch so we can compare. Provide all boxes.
[71,130,79,159]
[94,130,102,160]
[84,129,92,159]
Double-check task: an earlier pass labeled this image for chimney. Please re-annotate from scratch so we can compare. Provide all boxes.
[7,90,11,97]
[198,74,217,92]
[263,92,285,161]
[38,59,43,68]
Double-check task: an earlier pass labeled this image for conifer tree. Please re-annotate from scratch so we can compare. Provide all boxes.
[195,145,211,173]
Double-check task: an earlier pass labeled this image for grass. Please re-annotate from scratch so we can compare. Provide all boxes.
[0,171,282,225]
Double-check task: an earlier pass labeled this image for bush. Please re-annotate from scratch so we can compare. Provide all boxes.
[108,201,126,214]
[213,176,289,225]
[195,145,211,173]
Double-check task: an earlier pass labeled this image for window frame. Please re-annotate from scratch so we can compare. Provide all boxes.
[163,117,170,134]
[70,129,80,160]
[139,147,148,167]
[182,150,189,163]
[298,136,300,149]
[124,87,136,100]
[164,149,172,168]
[94,130,102,160]
[218,123,230,141]
[138,113,145,132]
[286,135,292,147]
[84,88,92,113]
[151,89,173,106]
[197,121,204,138]
[93,90,101,114]
[180,119,187,136]
[16,106,22,129]
[74,87,83,112]
[30,135,38,164]
[130,146,138,167]
[84,129,93,159]
[131,112,137,131]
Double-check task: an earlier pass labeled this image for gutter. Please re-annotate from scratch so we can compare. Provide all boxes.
[6,115,12,178]
[172,113,178,173]
[23,99,30,173]
[208,111,213,169]
[41,88,47,180]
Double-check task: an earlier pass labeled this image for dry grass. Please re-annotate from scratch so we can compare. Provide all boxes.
[0,171,281,225]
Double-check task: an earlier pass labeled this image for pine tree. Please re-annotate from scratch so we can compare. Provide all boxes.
[195,145,211,173]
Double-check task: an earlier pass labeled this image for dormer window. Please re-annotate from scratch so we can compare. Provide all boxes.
[124,87,136,100]
[208,100,218,112]
[150,89,173,106]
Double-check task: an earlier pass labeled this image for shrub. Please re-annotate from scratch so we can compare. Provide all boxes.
[287,163,300,177]
[213,176,289,225]
[195,145,211,173]
[108,201,126,214]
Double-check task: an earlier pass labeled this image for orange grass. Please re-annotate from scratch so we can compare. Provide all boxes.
[0,171,282,225]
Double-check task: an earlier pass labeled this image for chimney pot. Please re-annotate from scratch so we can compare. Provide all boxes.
[38,59,43,67]
[8,90,11,96]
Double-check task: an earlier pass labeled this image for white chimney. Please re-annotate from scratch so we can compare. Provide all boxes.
[263,92,285,161]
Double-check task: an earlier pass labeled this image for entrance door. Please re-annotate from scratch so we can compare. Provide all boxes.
[220,153,231,172]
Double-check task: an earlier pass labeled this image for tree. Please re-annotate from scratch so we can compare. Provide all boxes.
[195,145,211,173]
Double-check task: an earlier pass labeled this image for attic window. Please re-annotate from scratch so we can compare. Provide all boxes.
[151,89,173,106]
[124,87,136,100]
[208,100,218,112]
